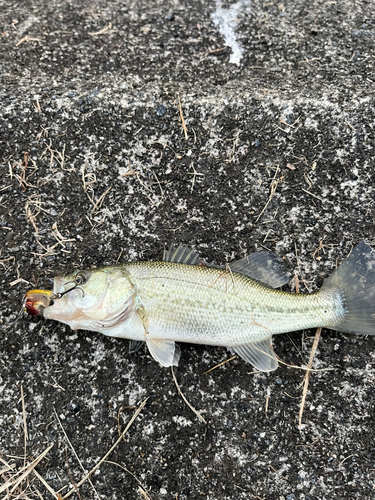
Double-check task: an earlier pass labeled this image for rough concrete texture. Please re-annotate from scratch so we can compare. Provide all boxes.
[1,0,375,498]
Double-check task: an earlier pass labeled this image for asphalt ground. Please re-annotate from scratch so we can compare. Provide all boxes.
[1,0,375,499]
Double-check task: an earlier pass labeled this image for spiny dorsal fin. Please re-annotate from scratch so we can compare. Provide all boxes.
[229,251,290,288]
[163,244,203,265]
[230,336,278,372]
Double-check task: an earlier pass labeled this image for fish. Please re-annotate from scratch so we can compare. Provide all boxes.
[24,242,375,371]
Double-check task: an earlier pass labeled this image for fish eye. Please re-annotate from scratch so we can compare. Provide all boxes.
[75,272,88,285]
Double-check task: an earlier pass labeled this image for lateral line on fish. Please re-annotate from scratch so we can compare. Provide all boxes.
[137,271,238,293]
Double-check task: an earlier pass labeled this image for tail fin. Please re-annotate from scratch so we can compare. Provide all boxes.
[322,242,375,335]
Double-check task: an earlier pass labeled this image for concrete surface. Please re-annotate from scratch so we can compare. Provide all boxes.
[1,0,375,499]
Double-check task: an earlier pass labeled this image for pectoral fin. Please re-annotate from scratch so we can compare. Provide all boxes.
[230,336,278,372]
[146,339,181,367]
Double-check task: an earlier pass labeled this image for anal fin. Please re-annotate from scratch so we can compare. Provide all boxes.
[146,338,181,367]
[231,336,278,372]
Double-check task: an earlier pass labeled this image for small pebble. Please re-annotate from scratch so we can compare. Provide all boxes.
[156,104,167,116]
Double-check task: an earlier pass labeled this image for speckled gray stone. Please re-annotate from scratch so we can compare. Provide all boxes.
[1,0,375,499]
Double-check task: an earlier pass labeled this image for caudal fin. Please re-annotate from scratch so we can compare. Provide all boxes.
[322,242,375,335]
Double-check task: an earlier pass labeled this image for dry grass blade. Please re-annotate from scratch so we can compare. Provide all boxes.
[187,162,204,193]
[138,486,153,500]
[33,469,59,499]
[91,186,111,213]
[21,385,28,468]
[80,165,112,214]
[25,194,43,232]
[1,387,57,499]
[171,367,207,424]
[103,461,153,499]
[177,95,188,140]
[301,188,324,202]
[0,443,54,496]
[255,166,281,222]
[53,409,100,500]
[62,397,149,499]
[16,35,42,46]
[203,355,237,375]
[65,448,83,500]
[339,454,357,467]
[299,327,322,429]
[275,354,332,372]
[11,152,38,192]
[294,274,299,294]
[88,23,114,36]
[33,224,76,258]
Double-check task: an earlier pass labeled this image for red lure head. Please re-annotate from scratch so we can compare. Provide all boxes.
[24,290,54,316]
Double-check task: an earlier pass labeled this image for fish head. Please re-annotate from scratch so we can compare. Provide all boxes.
[42,266,135,328]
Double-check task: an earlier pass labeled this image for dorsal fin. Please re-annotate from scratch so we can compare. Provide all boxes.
[229,251,290,288]
[163,244,203,265]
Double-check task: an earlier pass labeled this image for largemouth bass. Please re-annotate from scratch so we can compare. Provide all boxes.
[24,242,375,371]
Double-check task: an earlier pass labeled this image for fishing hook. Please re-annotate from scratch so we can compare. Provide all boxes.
[51,281,85,300]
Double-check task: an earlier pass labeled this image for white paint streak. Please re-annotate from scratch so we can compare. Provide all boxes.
[211,0,251,65]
